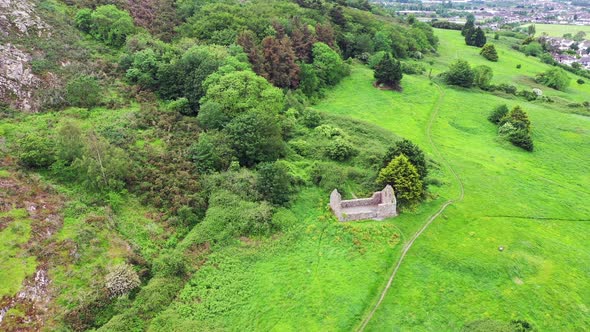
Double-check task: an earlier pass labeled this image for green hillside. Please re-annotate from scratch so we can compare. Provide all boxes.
[1,1,589,331]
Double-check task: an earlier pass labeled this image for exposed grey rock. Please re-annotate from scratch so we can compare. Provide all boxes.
[0,43,40,112]
[0,0,50,37]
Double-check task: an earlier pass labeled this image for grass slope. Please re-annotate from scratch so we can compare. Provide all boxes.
[433,29,590,105]
[312,30,590,331]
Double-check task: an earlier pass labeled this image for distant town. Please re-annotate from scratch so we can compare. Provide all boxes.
[375,0,590,26]
[374,0,590,70]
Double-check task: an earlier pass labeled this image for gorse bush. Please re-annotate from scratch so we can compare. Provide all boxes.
[473,65,494,89]
[17,134,56,169]
[325,137,357,161]
[374,53,403,88]
[256,162,292,206]
[480,44,498,62]
[199,191,274,241]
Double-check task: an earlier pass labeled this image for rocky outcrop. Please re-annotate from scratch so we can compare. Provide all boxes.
[0,0,51,112]
[0,0,50,37]
[0,43,40,112]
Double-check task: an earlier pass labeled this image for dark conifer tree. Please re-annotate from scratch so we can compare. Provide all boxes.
[473,27,487,47]
[374,53,403,88]
[461,14,475,36]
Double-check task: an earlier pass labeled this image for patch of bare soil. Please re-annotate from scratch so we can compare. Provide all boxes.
[372,81,402,91]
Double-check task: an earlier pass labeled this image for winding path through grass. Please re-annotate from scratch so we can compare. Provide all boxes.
[356,83,465,332]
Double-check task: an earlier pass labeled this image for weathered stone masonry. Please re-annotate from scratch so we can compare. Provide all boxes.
[330,185,398,222]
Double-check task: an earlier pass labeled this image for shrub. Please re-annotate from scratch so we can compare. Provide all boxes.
[523,41,542,56]
[374,53,403,88]
[516,64,522,69]
[519,90,537,101]
[445,59,474,87]
[256,162,292,206]
[367,51,386,69]
[309,162,349,192]
[377,154,423,206]
[312,42,350,87]
[401,62,426,75]
[577,78,585,84]
[488,104,509,125]
[71,132,130,192]
[505,127,534,151]
[17,134,56,169]
[540,53,555,65]
[75,8,92,32]
[465,27,486,47]
[536,68,570,90]
[480,44,498,62]
[315,124,343,138]
[189,131,234,173]
[225,110,285,167]
[325,137,356,161]
[66,75,101,108]
[89,5,135,47]
[496,106,534,151]
[105,263,140,298]
[497,83,517,94]
[152,252,186,277]
[473,65,494,89]
[200,191,274,240]
[300,108,322,128]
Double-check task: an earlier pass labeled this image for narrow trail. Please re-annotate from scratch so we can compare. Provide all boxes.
[356,83,465,332]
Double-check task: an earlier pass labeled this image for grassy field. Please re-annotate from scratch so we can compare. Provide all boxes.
[145,28,590,331]
[432,29,590,105]
[520,23,590,37]
[321,30,590,330]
